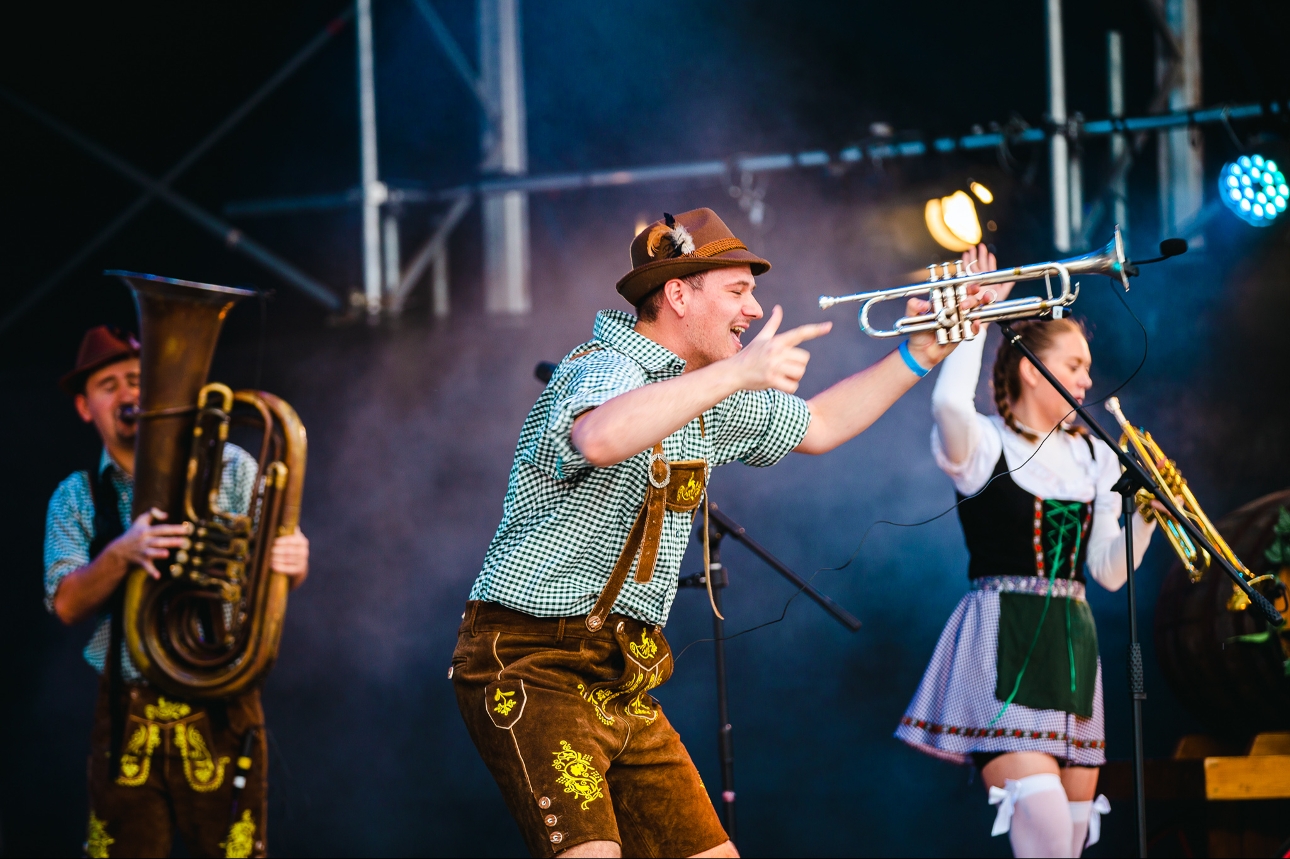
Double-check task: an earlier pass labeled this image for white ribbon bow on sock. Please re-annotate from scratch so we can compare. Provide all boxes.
[988,783,1019,836]
[1086,794,1111,847]
[988,773,1065,836]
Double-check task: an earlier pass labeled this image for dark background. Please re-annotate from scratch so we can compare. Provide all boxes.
[2,1,1289,856]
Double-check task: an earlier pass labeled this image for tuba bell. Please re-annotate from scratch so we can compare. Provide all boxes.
[110,271,307,700]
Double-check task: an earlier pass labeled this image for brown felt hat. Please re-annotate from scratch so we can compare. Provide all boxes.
[615,208,770,305]
[58,325,140,396]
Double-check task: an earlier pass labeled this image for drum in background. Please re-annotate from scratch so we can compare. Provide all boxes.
[1155,489,1290,734]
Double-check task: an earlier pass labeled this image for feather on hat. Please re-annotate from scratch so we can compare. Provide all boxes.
[616,208,770,304]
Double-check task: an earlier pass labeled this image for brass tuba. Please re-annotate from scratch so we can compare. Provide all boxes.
[111,271,307,699]
[1103,397,1273,610]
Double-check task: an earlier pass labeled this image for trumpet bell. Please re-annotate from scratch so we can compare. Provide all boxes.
[1104,396,1253,605]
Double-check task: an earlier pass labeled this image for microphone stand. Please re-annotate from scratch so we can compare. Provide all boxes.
[996,321,1283,859]
[679,501,862,840]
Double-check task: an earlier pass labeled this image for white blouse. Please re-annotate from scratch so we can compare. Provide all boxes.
[929,333,1154,591]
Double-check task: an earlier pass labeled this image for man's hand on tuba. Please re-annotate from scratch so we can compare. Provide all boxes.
[270,527,310,589]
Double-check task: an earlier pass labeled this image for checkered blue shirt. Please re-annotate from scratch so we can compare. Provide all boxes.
[468,309,812,625]
[43,445,258,681]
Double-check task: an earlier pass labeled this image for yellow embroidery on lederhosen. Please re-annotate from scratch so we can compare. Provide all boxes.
[674,473,703,504]
[578,629,667,725]
[144,697,191,721]
[493,688,518,716]
[576,682,620,726]
[628,628,658,661]
[626,672,663,721]
[115,723,161,787]
[173,722,230,792]
[86,811,115,858]
[577,671,656,726]
[220,809,256,858]
[551,740,604,810]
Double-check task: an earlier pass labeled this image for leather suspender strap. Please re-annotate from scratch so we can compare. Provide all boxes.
[586,443,666,632]
[87,457,129,772]
[585,443,707,632]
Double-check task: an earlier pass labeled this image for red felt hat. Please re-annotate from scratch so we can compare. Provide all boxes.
[58,325,140,396]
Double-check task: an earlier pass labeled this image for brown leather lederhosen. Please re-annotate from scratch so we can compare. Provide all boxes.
[452,444,724,857]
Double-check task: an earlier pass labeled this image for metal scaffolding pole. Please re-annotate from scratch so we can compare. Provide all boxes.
[0,8,352,333]
[357,0,385,318]
[1046,0,1071,252]
[0,90,339,313]
[1108,30,1130,250]
[479,0,530,316]
[1156,0,1203,238]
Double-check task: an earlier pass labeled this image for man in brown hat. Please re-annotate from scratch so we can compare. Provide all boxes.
[453,208,988,857]
[44,325,310,857]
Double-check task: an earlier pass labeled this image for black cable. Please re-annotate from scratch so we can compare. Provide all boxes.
[676,278,1152,662]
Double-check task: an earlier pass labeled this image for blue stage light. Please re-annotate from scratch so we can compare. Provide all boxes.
[1221,155,1285,226]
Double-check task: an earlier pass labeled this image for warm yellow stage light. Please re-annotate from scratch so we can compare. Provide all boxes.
[941,190,983,246]
[925,198,973,252]
[970,181,994,204]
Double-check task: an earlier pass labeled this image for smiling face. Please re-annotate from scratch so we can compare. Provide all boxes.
[650,265,762,370]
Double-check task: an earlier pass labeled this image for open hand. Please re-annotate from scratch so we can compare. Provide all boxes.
[111,508,192,580]
[961,243,1015,305]
[729,305,831,394]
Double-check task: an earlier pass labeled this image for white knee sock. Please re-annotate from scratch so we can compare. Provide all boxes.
[988,772,1072,858]
[1068,801,1090,858]
[1068,795,1111,856]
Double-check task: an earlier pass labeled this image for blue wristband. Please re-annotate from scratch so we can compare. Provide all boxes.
[898,339,930,378]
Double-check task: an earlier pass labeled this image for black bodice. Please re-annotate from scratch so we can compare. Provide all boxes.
[956,452,1094,582]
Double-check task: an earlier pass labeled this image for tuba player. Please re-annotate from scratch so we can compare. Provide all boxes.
[43,325,310,858]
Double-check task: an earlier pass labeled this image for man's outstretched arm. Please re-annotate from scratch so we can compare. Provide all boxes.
[795,293,985,455]
[571,307,829,468]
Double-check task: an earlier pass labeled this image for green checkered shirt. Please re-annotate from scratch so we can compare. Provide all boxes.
[468,309,812,625]
[43,445,258,681]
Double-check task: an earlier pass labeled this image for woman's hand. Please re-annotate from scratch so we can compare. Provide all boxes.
[905,286,988,368]
[961,243,1015,305]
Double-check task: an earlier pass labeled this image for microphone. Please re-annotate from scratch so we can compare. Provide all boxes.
[1134,238,1188,266]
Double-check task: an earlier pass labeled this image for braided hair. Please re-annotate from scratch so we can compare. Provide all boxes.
[990,318,1089,442]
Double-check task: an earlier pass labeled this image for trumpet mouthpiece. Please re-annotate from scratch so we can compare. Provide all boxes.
[818,296,832,309]
[1104,397,1121,414]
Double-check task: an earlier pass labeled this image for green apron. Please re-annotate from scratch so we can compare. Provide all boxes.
[994,499,1098,719]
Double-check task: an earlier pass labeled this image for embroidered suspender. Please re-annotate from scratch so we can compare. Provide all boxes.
[561,346,710,631]
[586,443,706,631]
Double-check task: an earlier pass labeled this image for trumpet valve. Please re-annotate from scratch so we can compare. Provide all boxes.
[927,264,940,282]
[954,259,965,276]
[930,286,947,314]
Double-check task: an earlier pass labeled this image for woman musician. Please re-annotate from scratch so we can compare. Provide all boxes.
[894,245,1159,858]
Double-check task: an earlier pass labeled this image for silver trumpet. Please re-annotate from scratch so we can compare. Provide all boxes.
[818,227,1134,343]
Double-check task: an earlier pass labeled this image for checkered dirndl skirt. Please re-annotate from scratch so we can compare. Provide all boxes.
[894,576,1107,766]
